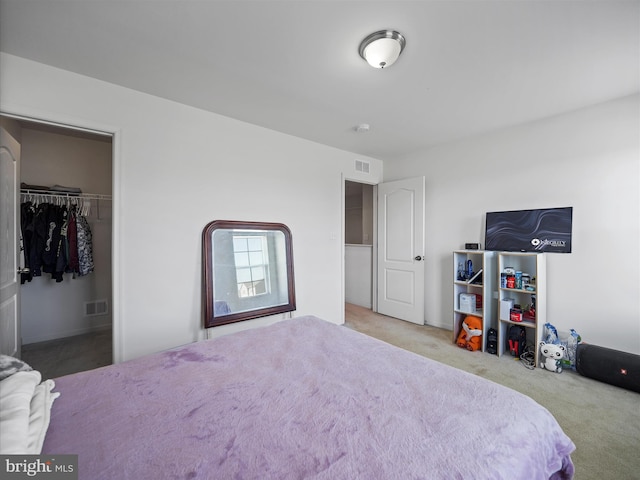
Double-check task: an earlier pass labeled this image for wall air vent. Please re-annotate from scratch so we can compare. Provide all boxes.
[84,299,109,317]
[355,159,370,174]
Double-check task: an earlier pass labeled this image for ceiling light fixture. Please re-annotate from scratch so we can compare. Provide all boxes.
[358,30,406,69]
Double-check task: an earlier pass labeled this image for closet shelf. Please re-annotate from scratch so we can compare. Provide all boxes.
[20,188,111,218]
[20,188,112,202]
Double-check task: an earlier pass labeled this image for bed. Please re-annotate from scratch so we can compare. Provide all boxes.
[29,316,573,478]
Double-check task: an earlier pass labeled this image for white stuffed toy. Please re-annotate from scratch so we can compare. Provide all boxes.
[539,341,565,373]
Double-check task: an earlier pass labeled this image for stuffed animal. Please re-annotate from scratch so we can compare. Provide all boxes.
[539,341,566,373]
[456,315,483,351]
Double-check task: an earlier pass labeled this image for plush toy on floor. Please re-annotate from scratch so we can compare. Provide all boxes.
[456,315,483,351]
[539,341,566,373]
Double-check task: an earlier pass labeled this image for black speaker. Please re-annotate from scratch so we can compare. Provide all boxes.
[576,344,640,393]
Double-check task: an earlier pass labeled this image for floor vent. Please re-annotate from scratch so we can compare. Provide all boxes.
[84,299,109,317]
[355,159,370,174]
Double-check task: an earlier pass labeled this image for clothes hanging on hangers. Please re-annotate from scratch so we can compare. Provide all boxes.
[41,203,66,281]
[76,211,94,276]
[19,199,95,284]
[67,208,80,274]
[20,201,35,283]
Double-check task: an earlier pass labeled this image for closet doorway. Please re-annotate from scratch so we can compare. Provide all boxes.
[344,180,375,312]
[2,114,113,379]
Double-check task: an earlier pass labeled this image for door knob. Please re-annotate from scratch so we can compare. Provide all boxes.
[17,267,30,274]
[414,256,424,261]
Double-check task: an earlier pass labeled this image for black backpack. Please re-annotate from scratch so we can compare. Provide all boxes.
[486,328,498,355]
[508,325,526,357]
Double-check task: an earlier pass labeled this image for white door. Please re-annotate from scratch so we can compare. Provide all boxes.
[377,177,425,324]
[0,125,21,356]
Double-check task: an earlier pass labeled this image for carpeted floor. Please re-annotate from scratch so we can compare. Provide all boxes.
[345,303,640,480]
[21,328,112,380]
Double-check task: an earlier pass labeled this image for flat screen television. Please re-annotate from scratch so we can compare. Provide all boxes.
[485,207,573,253]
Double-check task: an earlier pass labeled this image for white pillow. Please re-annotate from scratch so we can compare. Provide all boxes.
[27,379,60,454]
[0,370,41,454]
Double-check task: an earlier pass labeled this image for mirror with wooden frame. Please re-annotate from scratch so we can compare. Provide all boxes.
[202,220,296,328]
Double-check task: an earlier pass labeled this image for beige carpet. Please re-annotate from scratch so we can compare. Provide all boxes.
[345,303,639,480]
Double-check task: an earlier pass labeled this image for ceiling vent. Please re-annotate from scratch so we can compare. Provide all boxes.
[355,159,370,174]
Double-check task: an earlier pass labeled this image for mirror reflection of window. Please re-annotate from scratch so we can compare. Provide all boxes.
[233,235,269,298]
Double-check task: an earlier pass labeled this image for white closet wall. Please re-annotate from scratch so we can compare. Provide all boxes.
[19,125,112,344]
[345,182,374,308]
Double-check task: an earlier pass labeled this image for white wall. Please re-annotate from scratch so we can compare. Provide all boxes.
[19,126,112,343]
[345,245,372,308]
[0,53,383,362]
[385,94,640,355]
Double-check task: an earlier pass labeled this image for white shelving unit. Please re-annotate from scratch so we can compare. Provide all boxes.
[452,250,496,352]
[496,252,546,366]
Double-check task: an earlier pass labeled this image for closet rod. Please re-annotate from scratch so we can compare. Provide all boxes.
[20,188,112,201]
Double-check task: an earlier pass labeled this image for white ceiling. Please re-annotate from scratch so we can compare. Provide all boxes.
[1,0,638,161]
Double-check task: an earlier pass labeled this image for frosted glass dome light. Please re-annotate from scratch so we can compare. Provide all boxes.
[359,30,406,69]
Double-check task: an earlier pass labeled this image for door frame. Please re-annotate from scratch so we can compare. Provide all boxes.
[342,175,426,324]
[0,106,123,362]
[341,175,379,321]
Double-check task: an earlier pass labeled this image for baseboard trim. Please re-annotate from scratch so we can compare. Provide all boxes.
[428,319,452,330]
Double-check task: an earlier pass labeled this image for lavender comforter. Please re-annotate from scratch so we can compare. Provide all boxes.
[43,316,574,479]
